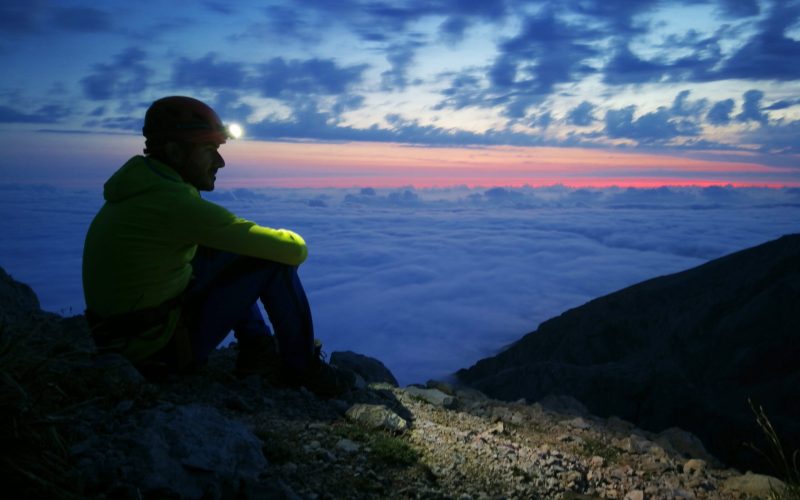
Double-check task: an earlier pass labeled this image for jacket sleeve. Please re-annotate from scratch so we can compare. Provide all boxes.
[171,192,308,266]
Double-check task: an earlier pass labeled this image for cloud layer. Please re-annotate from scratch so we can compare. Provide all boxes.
[2,184,798,384]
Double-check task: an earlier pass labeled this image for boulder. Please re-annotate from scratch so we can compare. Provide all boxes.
[330,350,399,386]
[404,386,457,409]
[0,266,42,325]
[345,403,408,432]
[72,404,268,498]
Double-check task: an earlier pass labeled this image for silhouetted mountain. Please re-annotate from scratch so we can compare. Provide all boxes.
[457,234,800,472]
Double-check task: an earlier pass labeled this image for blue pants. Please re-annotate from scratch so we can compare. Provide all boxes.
[170,247,315,374]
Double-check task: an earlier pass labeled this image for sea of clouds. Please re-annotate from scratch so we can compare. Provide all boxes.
[1,184,799,385]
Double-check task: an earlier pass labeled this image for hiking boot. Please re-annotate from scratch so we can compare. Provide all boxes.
[234,335,283,383]
[300,340,357,399]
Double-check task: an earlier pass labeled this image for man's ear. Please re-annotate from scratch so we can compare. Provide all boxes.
[163,142,186,166]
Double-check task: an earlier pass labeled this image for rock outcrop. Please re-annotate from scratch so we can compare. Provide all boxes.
[457,234,800,474]
[0,265,792,499]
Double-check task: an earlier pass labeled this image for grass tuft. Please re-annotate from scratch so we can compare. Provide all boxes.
[0,321,80,498]
[580,437,621,463]
[748,399,800,500]
[371,433,419,466]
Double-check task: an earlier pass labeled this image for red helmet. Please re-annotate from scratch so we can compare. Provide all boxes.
[143,96,231,146]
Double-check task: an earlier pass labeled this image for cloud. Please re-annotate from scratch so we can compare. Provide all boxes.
[256,57,368,98]
[707,98,735,125]
[567,101,597,126]
[438,1,507,44]
[0,104,68,123]
[604,106,697,143]
[172,53,248,90]
[380,40,423,91]
[485,10,600,115]
[670,90,707,118]
[51,7,112,32]
[4,185,799,385]
[764,99,800,111]
[741,119,800,154]
[7,0,799,158]
[716,1,800,80]
[602,36,721,85]
[0,3,45,35]
[81,48,152,101]
[203,2,237,16]
[83,116,142,132]
[717,0,760,17]
[438,16,470,44]
[736,89,768,124]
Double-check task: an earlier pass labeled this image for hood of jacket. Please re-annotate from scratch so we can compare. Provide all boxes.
[103,155,193,202]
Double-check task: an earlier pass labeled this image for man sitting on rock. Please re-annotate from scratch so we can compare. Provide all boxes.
[82,96,353,398]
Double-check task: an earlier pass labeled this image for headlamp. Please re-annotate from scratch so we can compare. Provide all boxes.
[226,123,243,139]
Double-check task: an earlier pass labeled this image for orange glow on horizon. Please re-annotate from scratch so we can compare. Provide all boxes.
[216,140,800,189]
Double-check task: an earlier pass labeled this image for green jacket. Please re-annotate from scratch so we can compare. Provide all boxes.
[82,155,307,361]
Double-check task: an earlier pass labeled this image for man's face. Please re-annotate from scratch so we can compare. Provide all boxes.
[177,142,225,191]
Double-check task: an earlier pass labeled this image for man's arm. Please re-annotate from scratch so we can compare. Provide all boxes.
[174,195,308,266]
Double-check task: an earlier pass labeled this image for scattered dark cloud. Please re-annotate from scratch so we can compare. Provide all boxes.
[438,0,507,43]
[203,2,237,15]
[487,10,601,115]
[256,57,368,98]
[707,99,735,125]
[331,94,365,116]
[670,90,707,118]
[717,0,761,18]
[715,1,800,80]
[251,5,318,43]
[208,90,254,126]
[0,104,68,123]
[0,3,44,35]
[531,110,553,129]
[567,101,597,126]
[172,53,248,90]
[81,48,152,101]
[439,16,470,44]
[51,7,112,32]
[83,116,142,132]
[245,101,546,147]
[764,99,800,111]
[380,41,423,91]
[741,119,800,154]
[8,0,797,159]
[736,89,768,124]
[434,71,484,110]
[604,105,700,143]
[568,0,659,36]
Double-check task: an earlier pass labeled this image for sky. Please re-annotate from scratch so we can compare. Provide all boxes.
[1,0,799,187]
[2,184,798,384]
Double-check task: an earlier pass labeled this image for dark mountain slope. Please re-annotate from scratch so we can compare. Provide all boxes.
[457,234,800,471]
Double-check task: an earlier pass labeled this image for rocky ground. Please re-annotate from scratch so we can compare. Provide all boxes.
[0,267,793,499]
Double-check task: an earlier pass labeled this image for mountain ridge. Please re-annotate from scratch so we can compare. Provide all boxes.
[457,234,800,474]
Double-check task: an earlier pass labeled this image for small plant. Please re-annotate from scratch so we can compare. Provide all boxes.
[581,437,620,463]
[747,399,800,500]
[371,433,419,466]
[332,422,419,466]
[332,422,372,442]
[255,428,301,464]
[0,324,79,498]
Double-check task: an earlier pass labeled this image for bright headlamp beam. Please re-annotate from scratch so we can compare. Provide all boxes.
[227,123,243,139]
